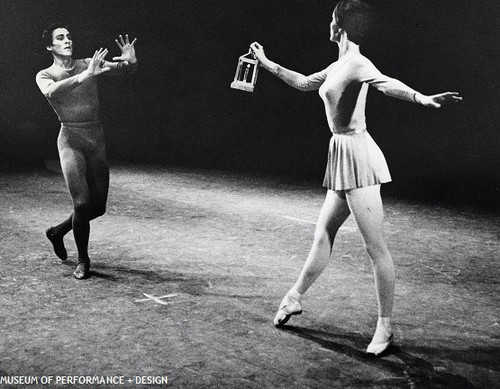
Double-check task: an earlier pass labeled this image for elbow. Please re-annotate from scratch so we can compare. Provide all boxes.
[374,83,388,95]
[294,82,314,92]
[380,87,390,96]
[295,85,310,92]
[295,78,318,92]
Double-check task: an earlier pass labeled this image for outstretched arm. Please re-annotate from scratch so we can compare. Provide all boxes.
[357,58,462,107]
[250,42,329,91]
[36,48,111,98]
[103,34,138,75]
[371,76,462,108]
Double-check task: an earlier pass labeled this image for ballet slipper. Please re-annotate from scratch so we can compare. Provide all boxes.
[73,261,90,280]
[366,326,393,356]
[46,227,67,261]
[273,292,302,327]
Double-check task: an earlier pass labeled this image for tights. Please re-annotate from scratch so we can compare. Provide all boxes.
[292,185,395,318]
[54,123,109,262]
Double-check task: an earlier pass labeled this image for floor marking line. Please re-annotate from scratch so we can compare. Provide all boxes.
[282,215,316,225]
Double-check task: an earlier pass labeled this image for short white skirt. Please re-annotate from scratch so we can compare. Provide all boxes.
[322,130,391,190]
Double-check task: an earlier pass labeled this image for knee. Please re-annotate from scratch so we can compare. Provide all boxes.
[364,241,390,261]
[91,204,106,218]
[313,227,334,248]
[86,203,106,220]
[74,202,92,220]
[74,202,106,220]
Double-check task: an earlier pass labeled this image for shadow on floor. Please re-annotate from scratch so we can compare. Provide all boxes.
[281,325,477,388]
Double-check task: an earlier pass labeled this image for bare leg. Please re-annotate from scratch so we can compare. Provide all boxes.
[293,190,351,294]
[274,190,351,326]
[345,185,394,354]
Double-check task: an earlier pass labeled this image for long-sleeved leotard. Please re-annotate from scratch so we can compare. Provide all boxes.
[279,53,418,134]
[274,52,420,190]
[35,59,137,124]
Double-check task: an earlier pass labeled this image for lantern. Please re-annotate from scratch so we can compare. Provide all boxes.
[230,50,259,92]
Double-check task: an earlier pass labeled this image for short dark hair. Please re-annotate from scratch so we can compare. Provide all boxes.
[42,22,69,48]
[334,0,373,45]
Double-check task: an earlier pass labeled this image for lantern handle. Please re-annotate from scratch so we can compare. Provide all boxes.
[244,49,257,60]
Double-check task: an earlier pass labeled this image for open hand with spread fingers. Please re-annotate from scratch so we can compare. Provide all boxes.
[87,47,111,76]
[113,34,137,65]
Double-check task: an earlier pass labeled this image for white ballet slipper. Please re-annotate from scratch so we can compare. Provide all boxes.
[273,292,302,327]
[366,326,393,356]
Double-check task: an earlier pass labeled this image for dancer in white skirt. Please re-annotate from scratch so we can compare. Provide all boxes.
[250,0,461,356]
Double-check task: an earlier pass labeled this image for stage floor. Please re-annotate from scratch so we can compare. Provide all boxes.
[1,162,498,388]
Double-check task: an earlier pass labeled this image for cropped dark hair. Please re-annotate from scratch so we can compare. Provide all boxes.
[42,22,69,48]
[334,0,373,45]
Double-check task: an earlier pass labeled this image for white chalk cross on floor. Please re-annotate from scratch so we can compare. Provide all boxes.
[135,293,178,305]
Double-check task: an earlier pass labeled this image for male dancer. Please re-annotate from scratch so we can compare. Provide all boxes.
[36,24,138,279]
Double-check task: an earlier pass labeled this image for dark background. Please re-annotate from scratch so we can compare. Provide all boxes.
[0,0,498,207]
